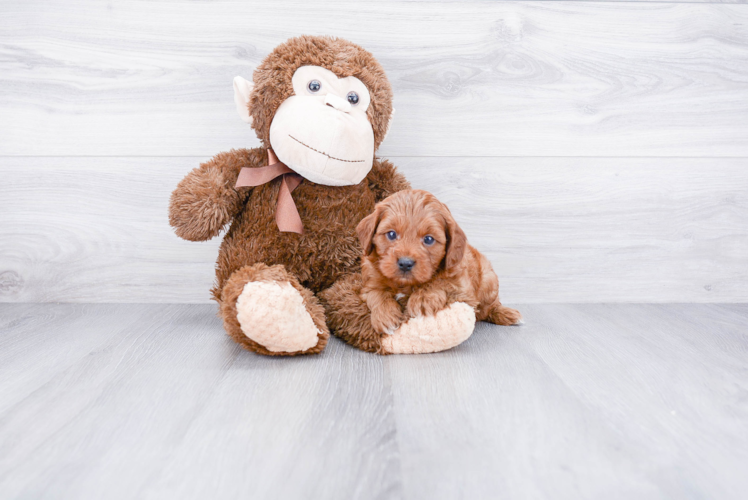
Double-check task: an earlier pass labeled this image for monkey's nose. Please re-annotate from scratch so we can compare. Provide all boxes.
[325,93,352,113]
[397,257,415,273]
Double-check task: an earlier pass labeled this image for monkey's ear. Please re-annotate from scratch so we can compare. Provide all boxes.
[382,107,395,142]
[233,76,254,124]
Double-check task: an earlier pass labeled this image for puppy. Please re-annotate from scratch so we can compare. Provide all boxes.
[356,189,522,334]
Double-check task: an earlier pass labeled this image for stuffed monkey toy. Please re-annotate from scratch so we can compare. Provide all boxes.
[169,36,475,355]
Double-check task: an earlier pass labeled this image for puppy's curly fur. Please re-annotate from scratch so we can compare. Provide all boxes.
[358,189,522,333]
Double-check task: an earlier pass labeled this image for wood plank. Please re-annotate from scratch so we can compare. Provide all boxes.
[0,304,236,498]
[390,320,661,499]
[0,304,400,500]
[1,156,746,303]
[388,303,748,499]
[1,1,747,156]
[0,304,167,414]
[401,156,748,303]
[1,303,746,499]
[0,157,220,303]
[141,323,400,500]
[528,304,748,498]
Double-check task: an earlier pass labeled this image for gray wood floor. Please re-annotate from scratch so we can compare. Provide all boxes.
[1,304,746,499]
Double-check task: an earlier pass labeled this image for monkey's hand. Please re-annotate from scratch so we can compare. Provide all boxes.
[367,158,411,202]
[381,302,476,355]
[168,149,258,241]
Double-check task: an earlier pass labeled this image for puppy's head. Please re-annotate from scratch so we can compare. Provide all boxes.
[357,189,467,286]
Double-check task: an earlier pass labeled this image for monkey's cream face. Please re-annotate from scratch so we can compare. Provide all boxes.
[268,66,375,186]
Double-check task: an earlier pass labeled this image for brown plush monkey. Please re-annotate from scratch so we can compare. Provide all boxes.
[170,36,473,356]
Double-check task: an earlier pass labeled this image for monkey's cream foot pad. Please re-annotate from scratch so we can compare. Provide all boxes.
[236,281,320,353]
[382,302,476,354]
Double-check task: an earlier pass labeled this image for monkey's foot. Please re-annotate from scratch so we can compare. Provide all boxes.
[220,264,329,356]
[236,281,320,352]
[381,302,476,354]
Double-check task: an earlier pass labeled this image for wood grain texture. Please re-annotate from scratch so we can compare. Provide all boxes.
[1,0,748,157]
[388,303,748,500]
[0,157,222,303]
[0,304,400,500]
[1,303,747,499]
[1,156,746,303]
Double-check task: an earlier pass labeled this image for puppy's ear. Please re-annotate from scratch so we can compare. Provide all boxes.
[443,209,467,270]
[356,205,382,256]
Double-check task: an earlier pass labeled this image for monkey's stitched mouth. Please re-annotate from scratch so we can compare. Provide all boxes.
[288,135,365,163]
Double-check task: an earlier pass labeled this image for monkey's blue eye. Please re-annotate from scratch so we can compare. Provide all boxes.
[347,91,359,105]
[386,231,397,241]
[308,80,321,92]
[423,235,435,246]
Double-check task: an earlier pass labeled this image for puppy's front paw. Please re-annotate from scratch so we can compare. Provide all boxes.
[371,308,406,335]
[407,289,449,318]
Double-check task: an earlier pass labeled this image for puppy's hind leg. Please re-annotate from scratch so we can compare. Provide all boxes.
[473,252,523,326]
[482,300,523,326]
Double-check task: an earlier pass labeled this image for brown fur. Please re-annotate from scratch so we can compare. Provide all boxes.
[248,36,393,151]
[320,190,520,354]
[318,274,388,354]
[169,36,409,355]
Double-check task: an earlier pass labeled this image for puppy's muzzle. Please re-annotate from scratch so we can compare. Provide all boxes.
[397,257,415,273]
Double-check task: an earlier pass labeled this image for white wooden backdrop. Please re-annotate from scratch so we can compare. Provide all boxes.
[1,0,747,303]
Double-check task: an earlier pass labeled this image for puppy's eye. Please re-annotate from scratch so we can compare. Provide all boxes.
[386,230,397,241]
[423,235,435,246]
[308,80,321,92]
[347,91,359,105]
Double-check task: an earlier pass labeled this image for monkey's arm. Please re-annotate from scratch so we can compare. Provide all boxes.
[169,148,262,241]
[367,158,411,202]
[380,302,476,354]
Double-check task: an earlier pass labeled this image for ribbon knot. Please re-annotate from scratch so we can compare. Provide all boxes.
[235,149,304,234]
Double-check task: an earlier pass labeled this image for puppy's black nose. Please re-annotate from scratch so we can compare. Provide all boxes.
[397,257,415,272]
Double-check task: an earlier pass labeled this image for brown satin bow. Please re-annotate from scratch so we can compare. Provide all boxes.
[235,149,304,234]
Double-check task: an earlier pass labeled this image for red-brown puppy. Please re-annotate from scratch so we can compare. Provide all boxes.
[356,189,522,334]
